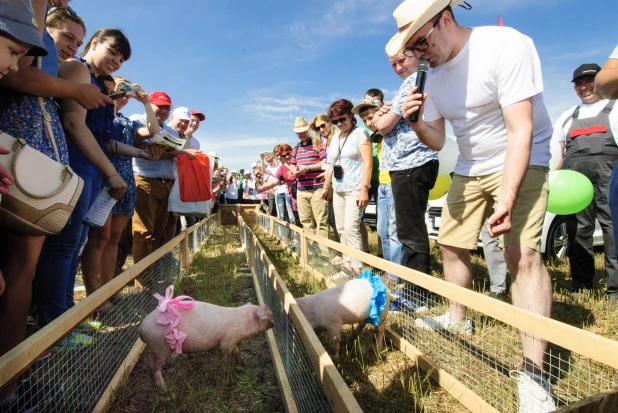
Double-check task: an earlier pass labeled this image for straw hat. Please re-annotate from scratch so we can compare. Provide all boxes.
[291,116,310,133]
[352,98,383,115]
[385,0,466,58]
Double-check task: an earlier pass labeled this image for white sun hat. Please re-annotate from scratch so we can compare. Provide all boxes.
[385,0,467,58]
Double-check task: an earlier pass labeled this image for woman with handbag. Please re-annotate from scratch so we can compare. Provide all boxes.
[311,114,340,243]
[33,28,137,335]
[80,76,160,298]
[321,99,373,277]
[0,0,76,404]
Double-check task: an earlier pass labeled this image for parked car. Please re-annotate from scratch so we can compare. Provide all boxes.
[363,198,377,229]
[425,195,602,260]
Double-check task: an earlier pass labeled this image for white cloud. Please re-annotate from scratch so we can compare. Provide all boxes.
[253,0,401,65]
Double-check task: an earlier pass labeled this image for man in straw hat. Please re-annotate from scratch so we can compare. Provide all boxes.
[388,1,556,411]
[289,116,329,249]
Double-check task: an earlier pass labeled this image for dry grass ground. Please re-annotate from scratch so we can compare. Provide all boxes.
[109,226,283,413]
[255,226,469,413]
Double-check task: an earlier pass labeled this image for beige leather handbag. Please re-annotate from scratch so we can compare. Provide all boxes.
[0,98,83,236]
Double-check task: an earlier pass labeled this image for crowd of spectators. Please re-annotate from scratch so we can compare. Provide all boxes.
[0,0,216,406]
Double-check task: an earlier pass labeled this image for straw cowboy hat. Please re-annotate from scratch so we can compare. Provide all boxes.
[352,97,383,115]
[291,116,310,133]
[385,0,467,57]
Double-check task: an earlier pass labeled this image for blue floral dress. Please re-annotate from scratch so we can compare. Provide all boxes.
[0,31,69,166]
[110,113,138,216]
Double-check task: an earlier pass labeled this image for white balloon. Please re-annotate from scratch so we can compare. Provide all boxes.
[549,138,563,171]
[438,136,459,176]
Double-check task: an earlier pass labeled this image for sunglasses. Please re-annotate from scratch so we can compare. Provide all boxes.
[280,152,291,158]
[315,123,327,130]
[331,116,348,126]
[47,5,78,16]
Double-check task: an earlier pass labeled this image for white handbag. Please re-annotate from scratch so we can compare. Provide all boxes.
[0,100,83,236]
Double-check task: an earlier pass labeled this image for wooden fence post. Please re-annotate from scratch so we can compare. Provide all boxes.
[248,232,254,270]
[181,232,189,270]
[300,230,308,267]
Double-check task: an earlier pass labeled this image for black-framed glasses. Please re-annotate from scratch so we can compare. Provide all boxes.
[315,123,327,130]
[47,6,78,16]
[331,116,348,126]
[403,14,441,57]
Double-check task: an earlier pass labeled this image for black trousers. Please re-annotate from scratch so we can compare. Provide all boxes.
[390,160,439,274]
[566,157,618,293]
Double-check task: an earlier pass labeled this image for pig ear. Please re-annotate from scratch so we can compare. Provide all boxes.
[254,305,268,321]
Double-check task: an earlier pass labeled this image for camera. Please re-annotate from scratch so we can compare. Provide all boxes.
[117,82,137,97]
[369,131,383,143]
[333,165,344,179]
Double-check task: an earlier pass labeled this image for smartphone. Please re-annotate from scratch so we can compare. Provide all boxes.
[110,91,127,100]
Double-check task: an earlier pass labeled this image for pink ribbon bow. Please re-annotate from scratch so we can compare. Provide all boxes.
[153,285,195,355]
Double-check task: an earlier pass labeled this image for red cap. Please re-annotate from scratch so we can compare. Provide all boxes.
[148,91,172,107]
[190,109,205,121]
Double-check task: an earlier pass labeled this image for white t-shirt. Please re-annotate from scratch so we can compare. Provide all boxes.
[267,165,288,195]
[226,180,238,199]
[423,26,553,176]
[610,44,618,59]
[327,127,369,193]
[552,100,618,145]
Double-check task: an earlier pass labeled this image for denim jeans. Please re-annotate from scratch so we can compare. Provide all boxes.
[276,192,295,224]
[377,184,403,266]
[268,193,277,217]
[35,174,102,326]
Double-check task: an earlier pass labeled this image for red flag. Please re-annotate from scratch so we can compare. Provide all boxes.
[498,14,503,26]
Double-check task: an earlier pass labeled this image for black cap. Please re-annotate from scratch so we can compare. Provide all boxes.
[0,0,48,57]
[572,63,601,82]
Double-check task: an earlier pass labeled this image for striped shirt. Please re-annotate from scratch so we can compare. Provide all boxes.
[291,140,326,190]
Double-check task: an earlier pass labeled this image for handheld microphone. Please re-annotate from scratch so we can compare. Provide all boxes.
[410,59,430,123]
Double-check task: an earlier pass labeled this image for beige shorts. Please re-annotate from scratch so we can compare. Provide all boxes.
[438,166,548,251]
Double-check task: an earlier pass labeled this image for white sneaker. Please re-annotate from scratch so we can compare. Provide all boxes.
[414,311,473,336]
[511,371,557,413]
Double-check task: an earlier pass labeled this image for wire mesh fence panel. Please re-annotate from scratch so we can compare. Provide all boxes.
[6,245,183,413]
[249,234,333,413]
[272,220,301,264]
[259,214,618,413]
[258,213,270,233]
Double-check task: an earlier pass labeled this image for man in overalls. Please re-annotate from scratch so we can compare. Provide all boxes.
[554,63,618,303]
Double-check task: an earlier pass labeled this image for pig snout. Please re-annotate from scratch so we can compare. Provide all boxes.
[257,305,275,330]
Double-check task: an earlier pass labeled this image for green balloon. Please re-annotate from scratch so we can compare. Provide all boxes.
[547,170,594,215]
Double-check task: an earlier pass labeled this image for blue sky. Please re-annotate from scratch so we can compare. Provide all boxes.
[74,0,617,172]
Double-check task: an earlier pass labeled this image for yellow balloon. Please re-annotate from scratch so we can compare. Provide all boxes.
[429,174,451,200]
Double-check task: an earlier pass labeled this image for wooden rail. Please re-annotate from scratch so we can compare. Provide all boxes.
[0,217,213,406]
[239,217,363,413]
[253,211,618,412]
[257,212,618,373]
